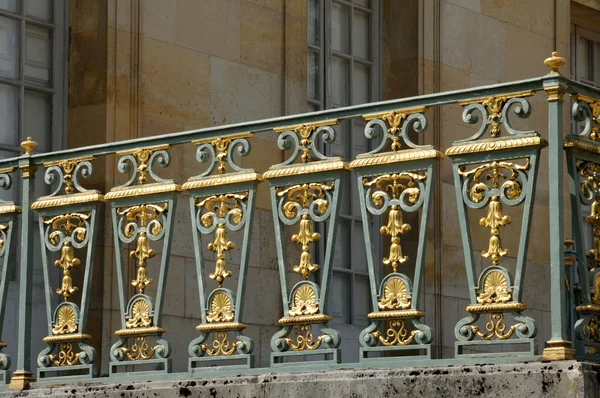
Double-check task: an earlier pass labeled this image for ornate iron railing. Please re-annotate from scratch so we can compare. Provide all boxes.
[0,53,598,389]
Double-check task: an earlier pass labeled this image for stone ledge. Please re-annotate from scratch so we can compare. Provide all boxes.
[1,361,596,397]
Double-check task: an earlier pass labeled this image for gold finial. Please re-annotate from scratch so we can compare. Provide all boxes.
[564,238,574,250]
[21,137,38,155]
[544,51,566,75]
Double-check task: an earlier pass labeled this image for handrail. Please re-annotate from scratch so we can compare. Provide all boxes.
[11,76,548,166]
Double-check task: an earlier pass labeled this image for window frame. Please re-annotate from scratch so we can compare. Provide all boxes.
[308,0,382,327]
[0,0,68,154]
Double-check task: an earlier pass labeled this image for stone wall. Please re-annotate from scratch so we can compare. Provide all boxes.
[3,361,598,397]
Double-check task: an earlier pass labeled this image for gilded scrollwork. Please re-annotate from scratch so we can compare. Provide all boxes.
[49,343,81,367]
[584,316,600,343]
[43,213,91,301]
[43,156,96,196]
[194,133,253,177]
[115,145,171,188]
[363,173,426,272]
[274,120,339,166]
[572,94,600,141]
[122,336,160,360]
[470,313,521,340]
[578,161,600,267]
[200,331,241,356]
[117,203,167,294]
[458,91,535,141]
[196,194,247,286]
[459,160,529,266]
[362,107,428,155]
[372,319,418,346]
[277,183,334,279]
[282,324,324,351]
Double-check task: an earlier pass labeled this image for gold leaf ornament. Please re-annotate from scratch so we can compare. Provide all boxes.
[476,271,512,304]
[207,293,235,323]
[289,285,319,316]
[378,278,411,310]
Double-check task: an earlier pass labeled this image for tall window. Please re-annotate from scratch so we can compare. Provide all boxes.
[0,0,67,161]
[572,24,600,261]
[308,0,381,336]
[0,0,67,282]
[571,26,600,87]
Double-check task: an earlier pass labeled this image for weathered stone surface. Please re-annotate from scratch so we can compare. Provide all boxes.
[6,361,598,397]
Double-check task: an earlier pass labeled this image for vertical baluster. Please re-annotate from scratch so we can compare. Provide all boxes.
[348,108,438,364]
[264,120,344,367]
[0,169,20,385]
[106,145,179,377]
[9,138,38,390]
[183,133,259,373]
[447,90,543,361]
[566,89,600,360]
[33,157,103,382]
[542,52,576,361]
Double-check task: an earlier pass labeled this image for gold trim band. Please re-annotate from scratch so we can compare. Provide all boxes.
[43,156,96,168]
[182,172,262,190]
[466,302,527,313]
[278,314,332,325]
[195,322,248,332]
[363,106,427,120]
[457,90,535,106]
[368,310,425,319]
[273,119,339,133]
[43,333,91,343]
[564,137,600,154]
[446,137,546,156]
[115,326,166,337]
[576,304,600,313]
[116,144,170,157]
[349,149,443,169]
[105,183,181,200]
[0,204,21,214]
[192,132,253,145]
[32,192,105,209]
[263,160,347,179]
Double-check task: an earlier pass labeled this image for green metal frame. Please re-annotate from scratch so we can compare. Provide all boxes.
[184,135,258,374]
[448,94,544,360]
[107,148,177,377]
[350,110,437,364]
[33,159,102,382]
[567,95,600,360]
[0,172,18,385]
[266,123,344,367]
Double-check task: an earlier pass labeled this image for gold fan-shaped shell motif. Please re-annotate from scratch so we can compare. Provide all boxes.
[126,299,153,329]
[378,278,411,310]
[289,285,319,316]
[207,293,234,323]
[52,305,78,335]
[476,271,511,304]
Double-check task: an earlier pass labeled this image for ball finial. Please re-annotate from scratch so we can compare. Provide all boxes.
[21,137,38,155]
[544,51,566,74]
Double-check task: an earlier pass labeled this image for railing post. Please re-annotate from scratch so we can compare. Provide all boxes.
[9,138,38,389]
[541,53,576,361]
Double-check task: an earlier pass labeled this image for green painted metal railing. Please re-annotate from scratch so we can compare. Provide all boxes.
[0,53,599,389]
